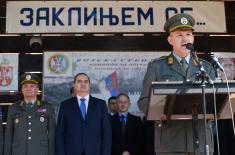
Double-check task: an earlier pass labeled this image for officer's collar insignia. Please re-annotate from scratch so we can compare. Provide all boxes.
[181,17,188,25]
[192,58,198,66]
[26,75,31,80]
[168,56,174,65]
[20,101,24,107]
[37,108,47,113]
[37,100,41,106]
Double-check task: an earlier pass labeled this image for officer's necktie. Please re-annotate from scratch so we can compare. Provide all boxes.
[180,58,188,73]
[120,115,126,135]
[80,98,86,120]
[27,102,33,109]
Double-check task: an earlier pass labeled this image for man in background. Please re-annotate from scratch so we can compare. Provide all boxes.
[111,93,144,155]
[108,96,117,116]
[56,73,111,155]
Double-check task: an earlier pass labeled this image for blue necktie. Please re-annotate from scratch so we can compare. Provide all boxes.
[80,98,86,120]
[120,115,126,135]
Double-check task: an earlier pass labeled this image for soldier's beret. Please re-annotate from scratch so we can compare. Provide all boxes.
[164,13,195,33]
[19,73,40,85]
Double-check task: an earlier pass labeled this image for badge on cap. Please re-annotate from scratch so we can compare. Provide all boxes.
[26,75,32,80]
[181,17,188,25]
[40,116,45,122]
[15,118,19,124]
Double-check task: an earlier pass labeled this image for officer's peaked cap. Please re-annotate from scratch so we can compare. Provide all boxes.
[164,13,195,33]
[19,73,40,85]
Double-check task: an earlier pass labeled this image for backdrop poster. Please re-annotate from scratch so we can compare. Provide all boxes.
[0,53,19,92]
[43,51,168,116]
[43,52,72,77]
[214,52,235,80]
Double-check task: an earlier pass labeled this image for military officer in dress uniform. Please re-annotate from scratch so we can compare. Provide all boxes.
[4,73,56,155]
[138,13,216,155]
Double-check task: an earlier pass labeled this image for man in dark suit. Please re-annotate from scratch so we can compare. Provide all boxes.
[56,73,111,155]
[110,93,144,155]
[138,13,216,155]
[4,73,55,155]
[108,96,117,116]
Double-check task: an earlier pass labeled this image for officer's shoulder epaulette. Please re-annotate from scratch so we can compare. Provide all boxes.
[150,56,167,63]
[14,100,21,105]
[40,100,53,106]
[10,100,23,107]
[158,56,168,60]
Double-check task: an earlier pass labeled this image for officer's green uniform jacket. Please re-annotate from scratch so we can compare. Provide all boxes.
[4,100,55,155]
[138,53,216,153]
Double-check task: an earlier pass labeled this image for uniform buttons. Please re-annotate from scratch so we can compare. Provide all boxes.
[28,116,31,119]
[157,123,162,128]
[28,137,31,140]
[28,129,31,132]
[28,122,32,125]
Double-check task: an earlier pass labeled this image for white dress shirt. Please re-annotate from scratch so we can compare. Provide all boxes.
[76,95,89,113]
[173,52,190,64]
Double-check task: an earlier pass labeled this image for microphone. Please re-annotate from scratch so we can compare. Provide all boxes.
[186,43,195,52]
[211,56,224,72]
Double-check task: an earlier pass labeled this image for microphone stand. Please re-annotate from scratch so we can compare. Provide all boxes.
[191,50,211,155]
[211,55,224,80]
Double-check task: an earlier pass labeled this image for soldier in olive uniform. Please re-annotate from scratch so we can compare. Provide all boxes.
[4,73,56,155]
[138,13,216,155]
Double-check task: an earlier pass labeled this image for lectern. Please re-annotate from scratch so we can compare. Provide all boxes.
[147,80,235,121]
[146,80,235,155]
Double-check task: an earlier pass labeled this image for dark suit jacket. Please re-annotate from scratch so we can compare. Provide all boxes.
[56,95,111,155]
[110,113,144,155]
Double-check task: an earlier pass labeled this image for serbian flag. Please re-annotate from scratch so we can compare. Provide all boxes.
[105,71,120,96]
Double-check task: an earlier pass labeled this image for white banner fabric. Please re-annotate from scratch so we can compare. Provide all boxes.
[6,1,226,33]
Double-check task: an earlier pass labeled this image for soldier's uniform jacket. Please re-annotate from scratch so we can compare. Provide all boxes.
[4,100,55,155]
[138,53,216,153]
